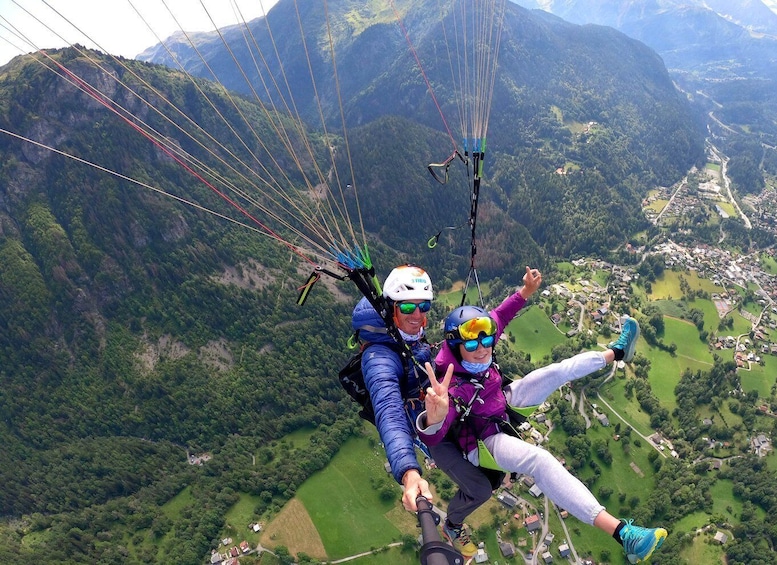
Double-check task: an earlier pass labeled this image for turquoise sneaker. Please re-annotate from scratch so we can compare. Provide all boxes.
[619,520,667,563]
[609,316,639,362]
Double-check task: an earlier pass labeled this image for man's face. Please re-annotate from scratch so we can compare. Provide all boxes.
[394,300,430,334]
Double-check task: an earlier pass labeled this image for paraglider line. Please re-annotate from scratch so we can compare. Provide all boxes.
[47,53,315,266]
[389,0,457,152]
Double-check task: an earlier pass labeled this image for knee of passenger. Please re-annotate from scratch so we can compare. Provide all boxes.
[530,447,561,474]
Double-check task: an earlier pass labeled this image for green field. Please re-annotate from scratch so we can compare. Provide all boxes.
[599,377,655,437]
[649,270,725,301]
[651,297,721,335]
[729,310,754,337]
[555,261,575,276]
[505,305,567,363]
[294,434,410,560]
[649,199,669,213]
[222,494,264,545]
[663,316,715,361]
[679,527,727,564]
[254,429,424,563]
[739,361,774,397]
[437,281,492,310]
[718,202,737,217]
[761,253,777,275]
[283,427,316,449]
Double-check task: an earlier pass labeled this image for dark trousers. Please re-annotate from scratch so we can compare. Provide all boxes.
[428,439,504,525]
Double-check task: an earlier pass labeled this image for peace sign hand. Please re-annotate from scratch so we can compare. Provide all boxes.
[424,362,454,426]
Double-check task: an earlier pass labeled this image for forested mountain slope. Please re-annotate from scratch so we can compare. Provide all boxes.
[0,48,372,562]
[511,0,777,186]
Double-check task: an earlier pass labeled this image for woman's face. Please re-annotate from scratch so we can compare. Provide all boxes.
[459,340,493,364]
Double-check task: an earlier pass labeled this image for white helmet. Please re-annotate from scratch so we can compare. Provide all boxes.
[382,265,434,302]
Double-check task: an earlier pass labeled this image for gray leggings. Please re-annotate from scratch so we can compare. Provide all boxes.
[432,350,607,525]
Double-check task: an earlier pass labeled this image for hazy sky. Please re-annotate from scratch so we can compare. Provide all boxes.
[0,0,279,66]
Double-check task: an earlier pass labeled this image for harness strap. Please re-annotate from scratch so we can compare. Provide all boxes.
[477,439,505,471]
[509,404,539,418]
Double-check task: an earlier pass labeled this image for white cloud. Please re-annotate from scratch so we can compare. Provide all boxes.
[0,0,278,66]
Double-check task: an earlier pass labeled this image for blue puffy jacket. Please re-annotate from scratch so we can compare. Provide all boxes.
[351,297,432,484]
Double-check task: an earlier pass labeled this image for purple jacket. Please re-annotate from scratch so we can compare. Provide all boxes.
[418,291,528,454]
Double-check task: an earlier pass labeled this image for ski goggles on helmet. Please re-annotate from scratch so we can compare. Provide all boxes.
[397,300,432,315]
[456,316,498,351]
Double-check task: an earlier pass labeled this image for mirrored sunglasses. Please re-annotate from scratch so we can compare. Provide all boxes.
[458,316,497,340]
[397,300,432,315]
[462,334,496,352]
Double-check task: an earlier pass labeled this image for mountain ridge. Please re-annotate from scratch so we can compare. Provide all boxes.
[136,0,704,260]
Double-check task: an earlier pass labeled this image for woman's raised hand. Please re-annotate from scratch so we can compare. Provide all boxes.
[521,265,542,298]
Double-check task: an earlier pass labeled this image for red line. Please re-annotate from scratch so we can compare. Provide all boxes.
[46,52,314,265]
[389,1,458,152]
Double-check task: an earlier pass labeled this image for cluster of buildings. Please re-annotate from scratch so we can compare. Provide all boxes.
[555,240,777,365]
[643,160,737,227]
[651,241,777,358]
[491,482,576,563]
[742,180,777,235]
[652,241,776,309]
[209,539,251,564]
[210,523,262,564]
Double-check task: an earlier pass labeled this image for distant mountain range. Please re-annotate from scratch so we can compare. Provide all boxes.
[507,0,777,179]
[511,0,777,80]
[137,1,700,142]
[516,0,777,36]
[137,0,777,163]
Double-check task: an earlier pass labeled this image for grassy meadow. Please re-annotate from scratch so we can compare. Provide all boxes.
[258,431,420,563]
[761,253,777,275]
[648,270,724,301]
[437,281,492,311]
[739,362,774,397]
[505,305,567,364]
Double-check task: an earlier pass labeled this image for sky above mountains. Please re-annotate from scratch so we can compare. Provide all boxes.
[0,0,278,66]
